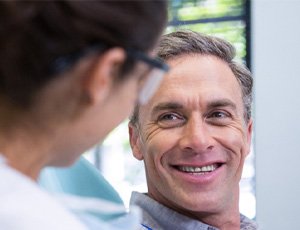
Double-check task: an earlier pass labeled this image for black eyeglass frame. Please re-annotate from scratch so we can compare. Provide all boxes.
[125,48,169,72]
[48,43,169,76]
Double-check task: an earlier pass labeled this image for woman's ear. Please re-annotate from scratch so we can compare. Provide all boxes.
[83,47,126,105]
[129,123,144,160]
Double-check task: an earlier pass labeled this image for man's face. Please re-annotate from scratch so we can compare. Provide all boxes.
[129,54,252,217]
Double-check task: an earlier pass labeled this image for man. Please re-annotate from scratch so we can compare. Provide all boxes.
[129,30,257,230]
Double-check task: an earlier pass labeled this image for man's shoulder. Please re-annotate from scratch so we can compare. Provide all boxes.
[130,192,165,229]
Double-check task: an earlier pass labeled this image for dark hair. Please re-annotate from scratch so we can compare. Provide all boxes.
[0,1,167,107]
[130,30,253,125]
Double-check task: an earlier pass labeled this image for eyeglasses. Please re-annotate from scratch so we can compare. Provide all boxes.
[49,43,169,105]
[126,48,169,104]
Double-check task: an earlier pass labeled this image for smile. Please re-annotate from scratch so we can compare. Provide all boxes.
[175,163,221,174]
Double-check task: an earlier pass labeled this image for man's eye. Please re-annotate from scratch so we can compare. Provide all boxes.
[210,111,229,118]
[160,113,179,120]
[157,113,185,128]
[207,111,232,125]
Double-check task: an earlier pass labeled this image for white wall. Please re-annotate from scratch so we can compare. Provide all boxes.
[252,0,300,229]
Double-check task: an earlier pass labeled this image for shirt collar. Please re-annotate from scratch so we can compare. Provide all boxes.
[130,191,218,230]
[130,192,257,230]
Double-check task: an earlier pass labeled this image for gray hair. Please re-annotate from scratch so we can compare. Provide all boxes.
[130,30,253,125]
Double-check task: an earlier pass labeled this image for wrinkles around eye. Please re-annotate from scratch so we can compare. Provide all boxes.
[143,122,162,142]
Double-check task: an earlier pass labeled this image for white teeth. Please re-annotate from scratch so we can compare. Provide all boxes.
[178,164,217,173]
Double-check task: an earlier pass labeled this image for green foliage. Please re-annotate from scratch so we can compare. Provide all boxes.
[168,0,247,61]
[169,0,245,21]
[167,21,246,60]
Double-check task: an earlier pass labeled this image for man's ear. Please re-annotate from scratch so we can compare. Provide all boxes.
[129,123,144,160]
[83,47,126,105]
[245,118,253,156]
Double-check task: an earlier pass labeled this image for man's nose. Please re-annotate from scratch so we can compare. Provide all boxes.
[178,117,213,153]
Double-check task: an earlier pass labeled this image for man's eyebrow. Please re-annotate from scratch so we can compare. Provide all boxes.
[150,99,237,116]
[207,99,237,111]
[151,102,183,115]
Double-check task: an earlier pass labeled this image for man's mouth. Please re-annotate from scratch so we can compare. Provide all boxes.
[174,163,222,175]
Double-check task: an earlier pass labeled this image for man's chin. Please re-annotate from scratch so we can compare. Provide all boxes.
[172,196,223,215]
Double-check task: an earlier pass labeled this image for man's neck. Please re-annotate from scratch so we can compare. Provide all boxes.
[148,188,241,230]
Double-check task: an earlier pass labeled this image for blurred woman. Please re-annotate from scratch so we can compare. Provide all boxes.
[0,1,168,229]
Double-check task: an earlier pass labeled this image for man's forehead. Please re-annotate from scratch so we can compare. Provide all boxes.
[160,55,238,88]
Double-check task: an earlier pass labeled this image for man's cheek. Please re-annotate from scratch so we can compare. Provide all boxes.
[215,129,246,153]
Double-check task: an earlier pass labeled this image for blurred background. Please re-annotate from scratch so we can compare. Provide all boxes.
[84,0,300,229]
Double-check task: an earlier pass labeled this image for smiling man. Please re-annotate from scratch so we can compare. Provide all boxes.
[128,30,257,230]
